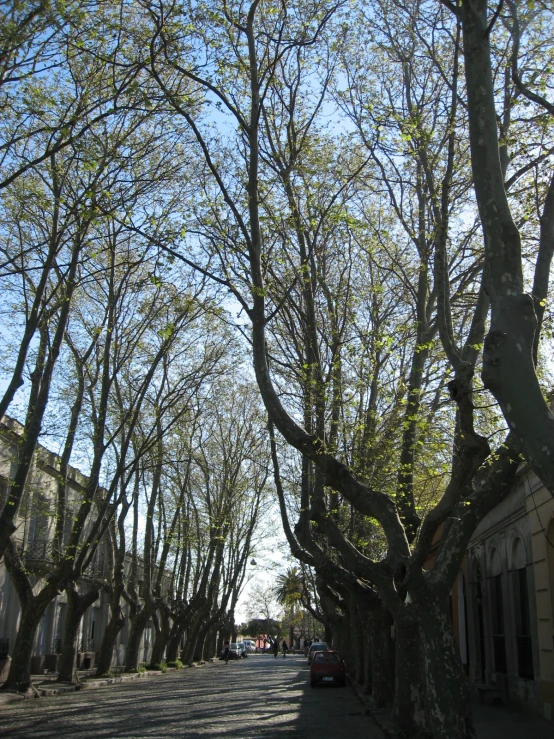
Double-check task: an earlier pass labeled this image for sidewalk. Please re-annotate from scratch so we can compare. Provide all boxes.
[472,700,553,739]
[356,685,553,738]
[0,667,167,707]
[0,661,215,709]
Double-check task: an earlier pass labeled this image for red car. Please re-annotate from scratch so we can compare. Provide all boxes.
[310,650,346,687]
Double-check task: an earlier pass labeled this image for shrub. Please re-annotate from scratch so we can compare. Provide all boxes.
[145,661,168,672]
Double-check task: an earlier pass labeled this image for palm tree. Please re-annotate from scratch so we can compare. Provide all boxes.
[274,567,304,606]
[274,568,306,649]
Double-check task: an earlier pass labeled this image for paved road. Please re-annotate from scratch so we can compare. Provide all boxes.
[0,655,384,739]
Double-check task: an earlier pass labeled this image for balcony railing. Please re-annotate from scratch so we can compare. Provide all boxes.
[80,638,95,652]
[21,539,57,566]
[83,559,105,579]
[18,540,106,580]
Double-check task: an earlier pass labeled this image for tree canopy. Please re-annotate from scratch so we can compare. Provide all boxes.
[1,1,553,736]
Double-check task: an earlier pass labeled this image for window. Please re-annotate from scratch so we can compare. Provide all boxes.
[490,574,507,674]
[514,567,534,679]
[309,642,328,651]
[28,493,49,542]
[314,652,340,663]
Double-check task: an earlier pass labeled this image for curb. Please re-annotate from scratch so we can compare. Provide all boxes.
[0,671,165,703]
[80,670,162,690]
[0,691,28,706]
[349,677,391,737]
[38,684,83,697]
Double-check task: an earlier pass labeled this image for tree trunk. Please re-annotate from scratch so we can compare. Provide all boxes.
[125,605,151,672]
[1,544,59,692]
[348,600,365,685]
[166,625,184,663]
[391,618,425,738]
[181,608,207,664]
[362,628,372,695]
[366,604,394,707]
[194,634,205,662]
[179,629,189,661]
[229,610,236,643]
[182,632,198,665]
[216,630,224,658]
[95,600,126,677]
[417,598,475,739]
[203,627,217,660]
[355,596,373,695]
[57,584,99,684]
[1,589,56,692]
[332,612,352,667]
[150,608,170,667]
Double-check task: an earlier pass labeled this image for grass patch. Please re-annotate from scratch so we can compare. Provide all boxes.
[166,659,183,669]
[145,661,168,673]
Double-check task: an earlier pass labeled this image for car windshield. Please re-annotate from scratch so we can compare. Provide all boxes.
[310,643,328,651]
[313,652,340,663]
[230,644,238,648]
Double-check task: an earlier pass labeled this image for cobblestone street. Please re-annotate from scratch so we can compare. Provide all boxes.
[0,655,384,739]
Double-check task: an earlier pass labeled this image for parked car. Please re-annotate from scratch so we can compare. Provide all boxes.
[229,643,242,659]
[307,641,329,664]
[243,640,256,653]
[310,650,346,687]
[237,642,248,658]
[220,644,240,660]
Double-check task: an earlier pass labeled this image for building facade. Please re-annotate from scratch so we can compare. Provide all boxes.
[464,466,554,722]
[0,417,155,681]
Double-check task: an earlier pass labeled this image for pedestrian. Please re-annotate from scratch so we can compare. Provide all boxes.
[223,640,230,664]
[273,639,279,658]
[282,639,288,658]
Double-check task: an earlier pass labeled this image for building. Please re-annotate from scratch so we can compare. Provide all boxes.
[463,465,554,722]
[0,416,156,681]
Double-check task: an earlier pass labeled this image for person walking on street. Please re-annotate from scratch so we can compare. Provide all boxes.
[223,641,230,664]
[273,639,279,658]
[282,640,288,658]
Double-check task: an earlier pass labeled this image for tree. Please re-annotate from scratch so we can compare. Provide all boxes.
[0,1,551,734]
[0,5,176,558]
[140,1,529,736]
[246,584,285,646]
[454,0,554,493]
